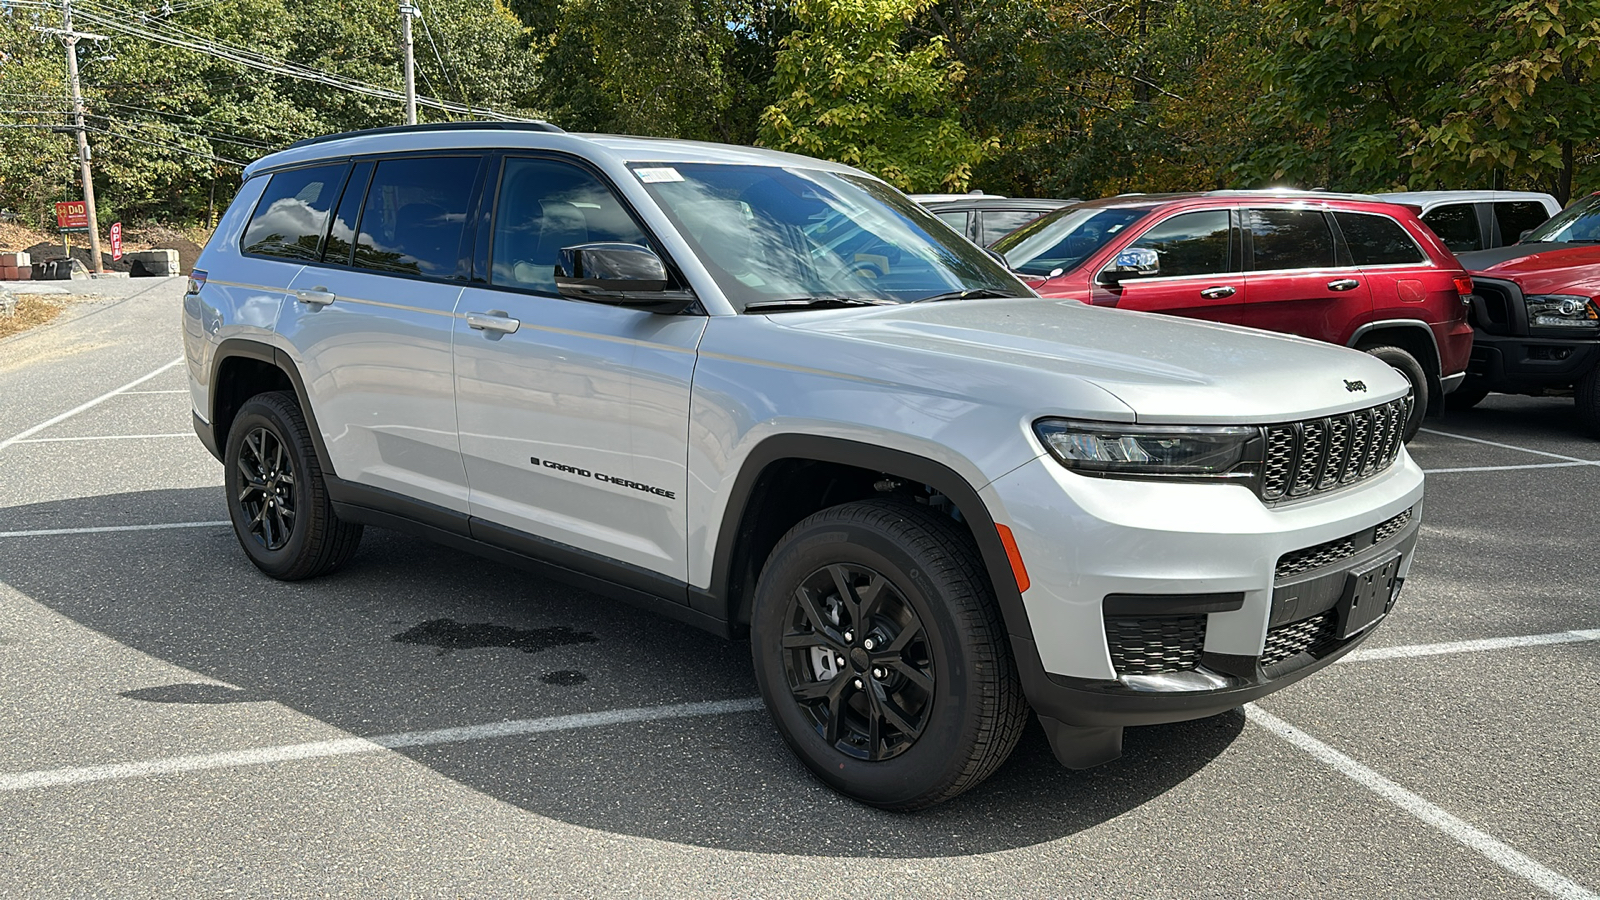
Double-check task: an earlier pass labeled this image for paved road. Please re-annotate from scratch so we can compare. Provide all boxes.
[1,279,1595,898]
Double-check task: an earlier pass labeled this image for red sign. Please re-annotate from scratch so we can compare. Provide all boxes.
[55,201,89,232]
[110,222,123,260]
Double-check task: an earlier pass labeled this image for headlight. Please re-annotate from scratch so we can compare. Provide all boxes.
[1525,294,1599,329]
[1033,419,1262,481]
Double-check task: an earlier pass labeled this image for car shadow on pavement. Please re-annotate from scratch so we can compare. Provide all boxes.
[3,487,1243,857]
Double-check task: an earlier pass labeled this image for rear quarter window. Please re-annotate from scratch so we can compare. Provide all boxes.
[241,163,349,261]
[1334,211,1427,265]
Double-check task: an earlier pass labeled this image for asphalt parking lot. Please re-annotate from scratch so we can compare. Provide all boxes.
[1,278,1596,898]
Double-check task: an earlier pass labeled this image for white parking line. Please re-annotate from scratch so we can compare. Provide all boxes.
[1345,629,1600,662]
[1420,428,1597,463]
[1245,705,1597,900]
[0,698,764,793]
[0,356,184,452]
[10,433,193,444]
[120,390,189,395]
[1423,461,1597,474]
[0,521,229,539]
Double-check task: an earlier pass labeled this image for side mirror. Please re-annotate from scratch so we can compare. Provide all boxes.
[556,242,695,313]
[1097,247,1160,285]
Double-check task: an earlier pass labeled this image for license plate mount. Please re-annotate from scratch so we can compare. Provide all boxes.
[1338,552,1401,638]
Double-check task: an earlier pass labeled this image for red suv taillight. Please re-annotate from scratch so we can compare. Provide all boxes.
[1454,275,1473,296]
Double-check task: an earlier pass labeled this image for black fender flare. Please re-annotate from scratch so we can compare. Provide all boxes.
[205,338,335,477]
[703,434,1035,643]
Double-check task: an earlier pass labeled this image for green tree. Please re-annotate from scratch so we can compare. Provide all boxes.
[1249,0,1600,202]
[760,0,986,191]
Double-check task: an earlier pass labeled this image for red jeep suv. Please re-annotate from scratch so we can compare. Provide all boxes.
[992,191,1476,440]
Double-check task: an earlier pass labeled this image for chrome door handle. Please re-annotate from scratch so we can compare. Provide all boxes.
[1199,286,1236,299]
[1327,279,1361,292]
[295,287,336,306]
[466,311,520,334]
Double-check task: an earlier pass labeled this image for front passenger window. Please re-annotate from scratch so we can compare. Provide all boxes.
[1125,210,1232,277]
[491,158,651,293]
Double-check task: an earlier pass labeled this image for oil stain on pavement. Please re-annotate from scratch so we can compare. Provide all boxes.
[391,618,598,656]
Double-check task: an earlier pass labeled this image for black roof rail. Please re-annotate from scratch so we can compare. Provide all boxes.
[284,120,564,151]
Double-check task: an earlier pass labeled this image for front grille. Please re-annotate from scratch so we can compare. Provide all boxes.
[1261,611,1339,669]
[1105,615,1205,676]
[1275,507,1414,579]
[1260,397,1411,503]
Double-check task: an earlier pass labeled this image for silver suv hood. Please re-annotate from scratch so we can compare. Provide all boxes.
[769,297,1408,424]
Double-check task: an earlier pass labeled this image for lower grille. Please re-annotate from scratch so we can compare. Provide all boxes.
[1261,611,1339,671]
[1105,615,1205,676]
[1275,507,1415,580]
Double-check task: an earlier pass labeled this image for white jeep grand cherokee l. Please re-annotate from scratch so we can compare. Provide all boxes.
[184,122,1423,810]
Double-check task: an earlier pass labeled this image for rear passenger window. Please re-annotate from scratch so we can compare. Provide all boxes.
[1494,201,1550,243]
[936,210,970,235]
[1420,204,1481,252]
[1128,210,1232,277]
[352,156,480,278]
[1333,212,1426,265]
[490,157,650,293]
[1249,209,1335,271]
[980,210,1045,245]
[241,163,348,261]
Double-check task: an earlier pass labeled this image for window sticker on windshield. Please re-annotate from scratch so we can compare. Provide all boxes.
[635,167,684,184]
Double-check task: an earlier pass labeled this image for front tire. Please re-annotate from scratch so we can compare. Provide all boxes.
[1362,345,1429,441]
[750,499,1027,810]
[224,391,362,580]
[1575,365,1600,438]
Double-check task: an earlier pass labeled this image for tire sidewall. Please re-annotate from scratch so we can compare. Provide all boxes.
[224,397,316,578]
[751,513,984,807]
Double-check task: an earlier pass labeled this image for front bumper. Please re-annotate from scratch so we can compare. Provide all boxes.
[981,451,1424,763]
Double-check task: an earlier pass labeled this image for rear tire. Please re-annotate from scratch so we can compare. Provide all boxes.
[1362,345,1429,441]
[224,391,362,580]
[750,499,1027,811]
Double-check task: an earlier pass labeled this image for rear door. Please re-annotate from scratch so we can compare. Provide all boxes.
[278,154,484,512]
[1241,206,1372,343]
[1089,208,1246,324]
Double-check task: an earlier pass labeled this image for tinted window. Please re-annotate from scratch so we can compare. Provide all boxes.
[1494,201,1551,244]
[352,156,479,278]
[1126,210,1232,277]
[1523,193,1600,243]
[323,161,373,266]
[1421,204,1482,252]
[1249,209,1336,271]
[980,209,1045,244]
[1334,212,1426,265]
[241,163,347,260]
[490,158,652,293]
[936,210,970,236]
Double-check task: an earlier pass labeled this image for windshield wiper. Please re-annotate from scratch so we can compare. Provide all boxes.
[910,288,1022,304]
[743,297,898,313]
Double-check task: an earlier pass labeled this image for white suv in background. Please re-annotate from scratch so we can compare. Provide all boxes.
[1377,190,1560,253]
[184,123,1423,809]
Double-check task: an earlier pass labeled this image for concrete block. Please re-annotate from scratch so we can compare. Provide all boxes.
[127,248,180,277]
[0,251,30,267]
[15,265,30,280]
[1,266,15,280]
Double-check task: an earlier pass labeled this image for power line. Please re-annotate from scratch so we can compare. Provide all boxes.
[82,122,243,165]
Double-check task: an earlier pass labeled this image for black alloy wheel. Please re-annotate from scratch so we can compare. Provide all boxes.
[236,425,296,551]
[782,562,935,762]
[224,391,362,580]
[751,499,1027,810]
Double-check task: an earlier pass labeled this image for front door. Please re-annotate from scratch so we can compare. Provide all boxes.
[452,155,706,583]
[1091,208,1246,324]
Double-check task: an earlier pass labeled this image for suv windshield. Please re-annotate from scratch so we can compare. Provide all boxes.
[631,163,1026,312]
[1522,193,1600,244]
[991,206,1150,276]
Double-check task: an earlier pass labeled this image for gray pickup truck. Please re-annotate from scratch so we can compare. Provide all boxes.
[184,123,1423,809]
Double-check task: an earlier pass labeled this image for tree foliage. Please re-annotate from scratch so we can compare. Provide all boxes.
[1248,0,1600,202]
[760,0,987,191]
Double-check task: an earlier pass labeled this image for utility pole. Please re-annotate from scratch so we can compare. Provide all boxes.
[399,1,418,125]
[60,0,104,273]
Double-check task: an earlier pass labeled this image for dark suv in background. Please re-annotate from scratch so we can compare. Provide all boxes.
[1454,191,1600,432]
[992,191,1475,440]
